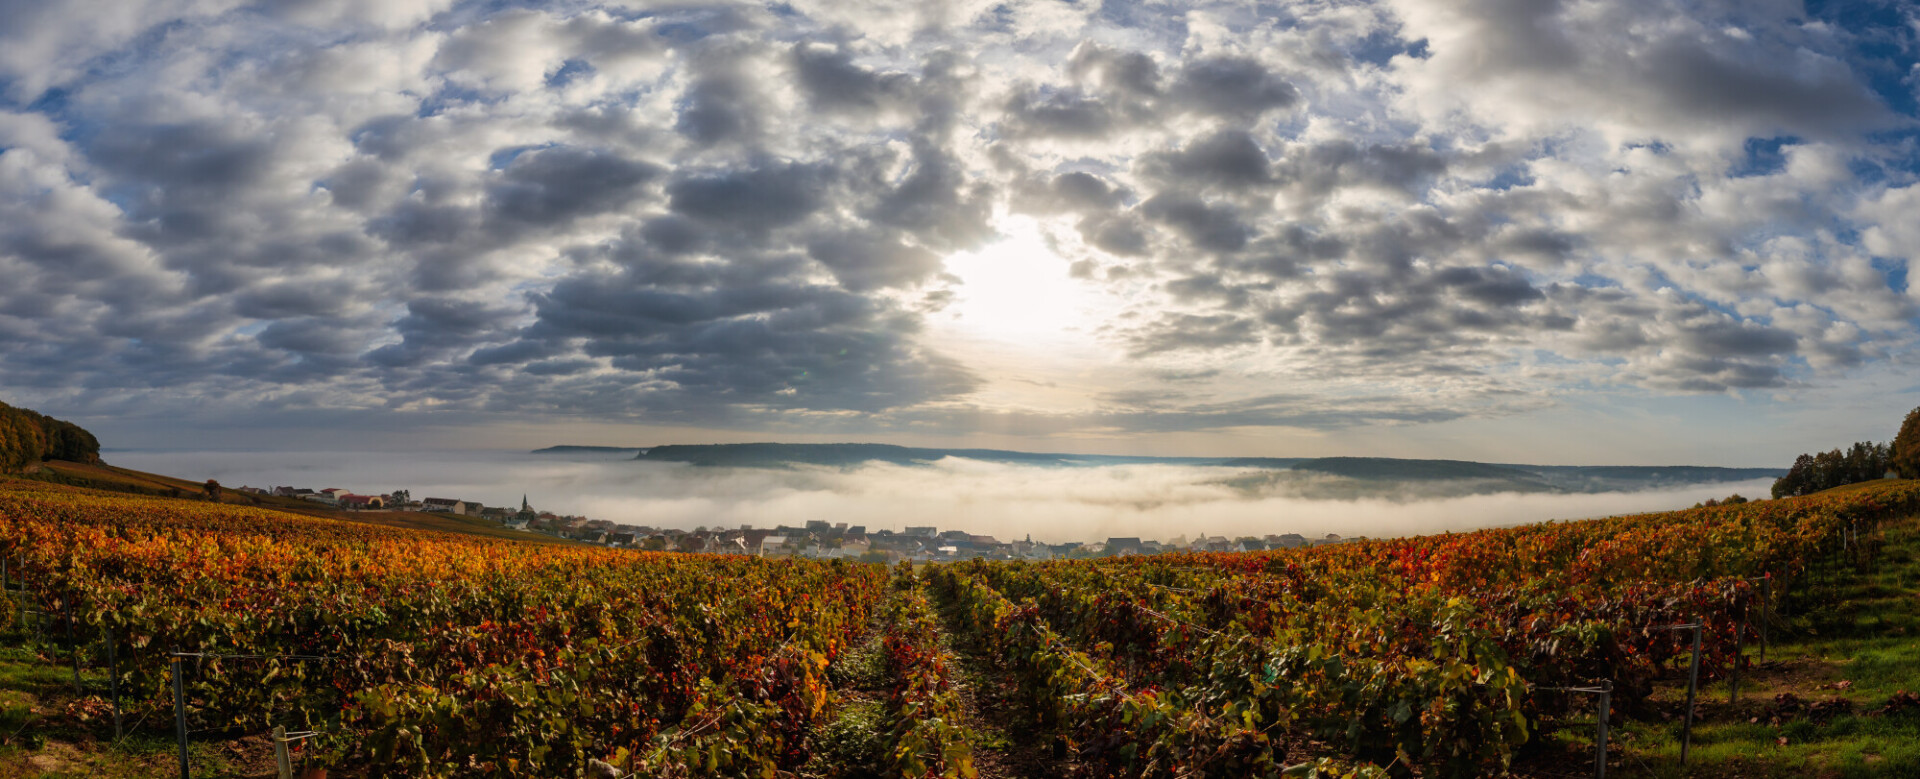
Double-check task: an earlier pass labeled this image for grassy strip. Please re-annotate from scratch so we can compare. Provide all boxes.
[1577,514,1920,777]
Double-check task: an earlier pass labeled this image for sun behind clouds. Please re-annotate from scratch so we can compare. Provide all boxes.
[935,216,1110,346]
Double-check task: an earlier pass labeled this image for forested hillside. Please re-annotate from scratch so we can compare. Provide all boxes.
[0,401,99,472]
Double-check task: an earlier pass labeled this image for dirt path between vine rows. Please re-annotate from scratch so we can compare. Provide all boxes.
[930,597,1075,779]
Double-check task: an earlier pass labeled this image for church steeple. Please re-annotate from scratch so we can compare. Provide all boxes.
[521,494,532,512]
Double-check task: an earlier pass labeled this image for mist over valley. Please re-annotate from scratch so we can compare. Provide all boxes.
[116,446,1777,544]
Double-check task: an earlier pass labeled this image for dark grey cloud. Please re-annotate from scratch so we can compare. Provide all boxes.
[806,231,944,291]
[667,161,831,235]
[1078,215,1152,257]
[1000,86,1120,139]
[507,263,980,416]
[1140,194,1250,252]
[1129,313,1259,355]
[1170,56,1300,119]
[1677,319,1798,358]
[1049,172,1128,211]
[365,298,525,368]
[485,146,662,228]
[858,139,994,250]
[87,122,276,195]
[1275,140,1449,203]
[1433,266,1543,307]
[676,73,758,145]
[1140,130,1273,189]
[791,43,916,114]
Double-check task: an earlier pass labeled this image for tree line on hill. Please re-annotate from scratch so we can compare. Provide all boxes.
[1772,406,1920,498]
[1770,442,1890,498]
[0,400,101,472]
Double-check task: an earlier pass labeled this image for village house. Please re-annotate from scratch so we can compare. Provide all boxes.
[869,533,927,558]
[833,536,872,559]
[735,529,774,555]
[1011,538,1051,560]
[675,532,717,554]
[1267,534,1307,548]
[338,494,385,510]
[420,497,467,514]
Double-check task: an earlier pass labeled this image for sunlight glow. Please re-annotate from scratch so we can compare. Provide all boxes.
[935,216,1105,345]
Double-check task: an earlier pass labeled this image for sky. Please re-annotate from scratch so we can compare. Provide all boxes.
[3,0,1920,465]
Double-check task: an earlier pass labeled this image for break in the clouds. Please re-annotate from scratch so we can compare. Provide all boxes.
[1,0,1917,451]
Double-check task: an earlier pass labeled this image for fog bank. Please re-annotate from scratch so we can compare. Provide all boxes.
[110,450,1773,544]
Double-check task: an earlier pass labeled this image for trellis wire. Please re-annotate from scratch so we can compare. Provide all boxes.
[273,725,325,779]
[167,650,336,779]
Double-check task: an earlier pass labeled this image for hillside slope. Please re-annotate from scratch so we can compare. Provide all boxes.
[17,460,573,545]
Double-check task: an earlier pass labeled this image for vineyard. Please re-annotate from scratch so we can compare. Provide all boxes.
[1,475,1917,776]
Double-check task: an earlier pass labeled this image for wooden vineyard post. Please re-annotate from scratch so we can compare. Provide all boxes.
[274,726,293,779]
[1760,575,1771,662]
[1731,602,1747,705]
[106,625,121,740]
[1594,679,1612,779]
[1682,623,1702,764]
[64,600,80,693]
[172,656,189,779]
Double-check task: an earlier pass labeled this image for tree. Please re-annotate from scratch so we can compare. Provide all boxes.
[1894,406,1920,479]
[1772,453,1814,498]
[203,479,222,502]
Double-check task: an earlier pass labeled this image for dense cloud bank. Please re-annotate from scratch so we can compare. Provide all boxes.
[113,449,1775,543]
[2,0,1917,437]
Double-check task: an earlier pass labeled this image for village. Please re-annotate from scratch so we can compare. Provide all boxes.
[242,484,1354,561]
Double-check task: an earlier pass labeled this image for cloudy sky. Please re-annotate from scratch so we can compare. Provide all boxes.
[2,0,1918,465]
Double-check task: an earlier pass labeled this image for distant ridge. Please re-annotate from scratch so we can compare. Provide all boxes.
[631,442,1219,468]
[1291,457,1547,482]
[530,445,643,454]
